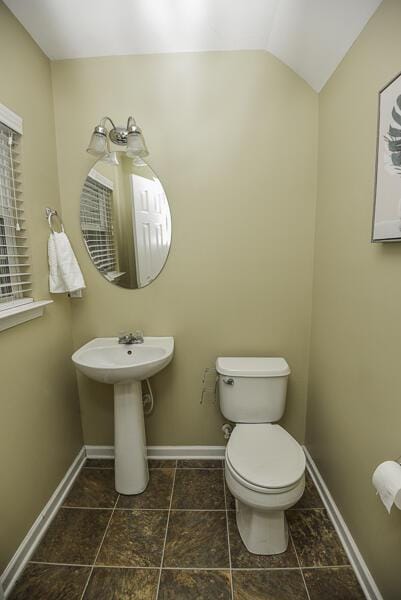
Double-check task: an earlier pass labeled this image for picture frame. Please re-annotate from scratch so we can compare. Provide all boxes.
[372,70,401,242]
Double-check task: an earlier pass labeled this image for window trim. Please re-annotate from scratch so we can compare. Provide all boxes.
[88,168,114,190]
[0,102,52,329]
[0,103,23,135]
[0,299,53,332]
[0,103,29,310]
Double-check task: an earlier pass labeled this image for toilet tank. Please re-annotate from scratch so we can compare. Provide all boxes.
[216,357,290,423]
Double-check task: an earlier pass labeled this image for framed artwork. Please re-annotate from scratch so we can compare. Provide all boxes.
[372,71,401,242]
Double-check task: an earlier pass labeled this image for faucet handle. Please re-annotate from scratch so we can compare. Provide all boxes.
[118,330,143,344]
[118,330,131,343]
[133,330,144,343]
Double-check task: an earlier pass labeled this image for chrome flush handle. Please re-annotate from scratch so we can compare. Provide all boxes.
[223,377,234,385]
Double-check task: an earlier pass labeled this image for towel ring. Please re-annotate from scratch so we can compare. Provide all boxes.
[45,207,64,233]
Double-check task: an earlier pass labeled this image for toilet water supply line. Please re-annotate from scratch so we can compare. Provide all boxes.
[200,367,219,404]
[222,423,233,439]
[200,368,233,440]
[142,371,231,436]
[142,373,232,439]
[143,378,154,415]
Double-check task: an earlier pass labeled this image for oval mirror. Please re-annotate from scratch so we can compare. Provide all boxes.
[80,153,171,289]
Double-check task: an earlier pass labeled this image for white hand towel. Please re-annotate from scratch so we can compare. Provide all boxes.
[48,231,85,294]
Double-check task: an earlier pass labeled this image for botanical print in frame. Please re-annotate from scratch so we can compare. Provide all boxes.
[372,71,401,242]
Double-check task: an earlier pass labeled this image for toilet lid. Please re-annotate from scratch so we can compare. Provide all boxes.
[226,424,305,489]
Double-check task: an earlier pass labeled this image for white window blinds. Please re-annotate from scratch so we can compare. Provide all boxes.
[80,174,117,276]
[0,121,31,309]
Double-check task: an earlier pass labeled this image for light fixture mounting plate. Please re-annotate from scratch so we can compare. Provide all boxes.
[109,127,128,145]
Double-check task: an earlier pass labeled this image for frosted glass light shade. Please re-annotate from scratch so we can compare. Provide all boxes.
[126,131,149,158]
[87,131,107,156]
[132,157,147,167]
[102,151,119,166]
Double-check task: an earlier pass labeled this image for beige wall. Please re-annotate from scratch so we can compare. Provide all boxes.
[3,1,400,595]
[307,0,401,597]
[51,51,318,446]
[0,2,83,572]
[4,1,401,595]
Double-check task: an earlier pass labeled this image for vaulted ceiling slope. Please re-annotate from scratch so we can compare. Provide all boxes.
[4,0,382,91]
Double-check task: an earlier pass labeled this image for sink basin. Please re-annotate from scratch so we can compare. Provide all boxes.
[72,335,174,495]
[72,337,174,384]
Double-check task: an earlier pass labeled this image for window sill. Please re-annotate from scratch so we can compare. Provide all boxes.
[0,300,53,332]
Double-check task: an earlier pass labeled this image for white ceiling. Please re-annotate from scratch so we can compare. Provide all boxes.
[4,0,382,91]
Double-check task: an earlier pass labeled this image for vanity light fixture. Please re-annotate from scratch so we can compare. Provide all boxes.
[86,116,149,159]
[102,136,120,166]
[86,124,107,156]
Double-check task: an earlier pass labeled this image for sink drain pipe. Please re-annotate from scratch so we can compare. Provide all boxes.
[143,378,154,415]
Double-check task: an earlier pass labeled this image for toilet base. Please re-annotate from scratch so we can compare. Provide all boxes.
[236,499,288,555]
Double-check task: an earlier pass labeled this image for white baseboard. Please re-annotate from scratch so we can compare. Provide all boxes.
[1,446,86,598]
[148,445,225,459]
[85,444,226,460]
[303,446,383,600]
[84,444,114,458]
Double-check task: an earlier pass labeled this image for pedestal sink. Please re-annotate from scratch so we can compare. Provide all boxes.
[72,337,174,494]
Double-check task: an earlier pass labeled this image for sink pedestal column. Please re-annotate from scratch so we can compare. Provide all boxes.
[114,381,149,494]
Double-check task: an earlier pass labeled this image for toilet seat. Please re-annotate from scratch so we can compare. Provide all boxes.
[226,424,305,493]
[226,454,303,495]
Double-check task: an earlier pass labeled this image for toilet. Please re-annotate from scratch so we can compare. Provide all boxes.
[216,356,305,555]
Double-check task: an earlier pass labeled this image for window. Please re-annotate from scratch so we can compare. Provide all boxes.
[80,169,117,279]
[0,108,31,311]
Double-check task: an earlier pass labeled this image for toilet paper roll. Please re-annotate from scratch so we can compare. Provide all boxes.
[372,461,401,513]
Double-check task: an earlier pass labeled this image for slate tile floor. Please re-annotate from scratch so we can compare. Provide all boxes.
[9,459,366,599]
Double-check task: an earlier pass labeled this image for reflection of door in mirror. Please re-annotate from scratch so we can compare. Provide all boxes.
[113,160,137,288]
[130,174,172,287]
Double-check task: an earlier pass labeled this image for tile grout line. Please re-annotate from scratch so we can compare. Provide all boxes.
[28,561,93,568]
[289,530,311,600]
[223,472,235,600]
[60,505,123,510]
[27,560,355,571]
[59,506,324,512]
[128,508,227,512]
[78,493,120,600]
[61,506,229,512]
[61,506,170,511]
[287,507,326,511]
[155,463,177,599]
[152,467,225,471]
[82,467,114,470]
[83,465,223,471]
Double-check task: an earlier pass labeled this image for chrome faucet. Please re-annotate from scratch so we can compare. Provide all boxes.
[118,331,144,345]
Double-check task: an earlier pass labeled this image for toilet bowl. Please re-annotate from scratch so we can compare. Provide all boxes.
[216,356,305,555]
[225,423,305,554]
